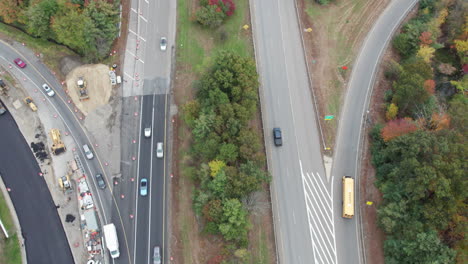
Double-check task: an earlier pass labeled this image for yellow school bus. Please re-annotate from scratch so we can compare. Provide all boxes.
[342,176,355,219]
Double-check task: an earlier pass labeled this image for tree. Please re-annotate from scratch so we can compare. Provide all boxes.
[381,118,418,141]
[384,230,456,264]
[208,160,226,177]
[227,161,269,198]
[195,5,225,28]
[429,113,450,131]
[217,143,238,164]
[0,0,25,24]
[83,0,119,61]
[437,63,456,75]
[386,103,398,120]
[423,79,435,94]
[51,4,93,55]
[417,45,435,63]
[419,31,433,45]
[203,199,223,223]
[218,199,250,243]
[448,94,467,135]
[26,0,59,39]
[450,75,468,94]
[392,73,430,117]
[454,39,468,64]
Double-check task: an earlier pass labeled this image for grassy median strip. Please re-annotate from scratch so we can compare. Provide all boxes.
[0,191,22,264]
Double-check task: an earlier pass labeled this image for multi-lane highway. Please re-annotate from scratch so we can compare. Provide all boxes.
[117,0,176,262]
[251,0,420,263]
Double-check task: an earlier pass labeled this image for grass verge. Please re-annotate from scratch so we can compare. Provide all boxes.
[0,191,22,264]
[0,23,76,75]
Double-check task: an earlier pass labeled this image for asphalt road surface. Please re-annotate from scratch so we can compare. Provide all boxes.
[0,40,129,264]
[251,0,333,263]
[0,112,74,263]
[118,0,175,261]
[333,1,419,264]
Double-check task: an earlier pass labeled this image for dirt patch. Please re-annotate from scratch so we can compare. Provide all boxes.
[298,0,391,151]
[65,64,113,116]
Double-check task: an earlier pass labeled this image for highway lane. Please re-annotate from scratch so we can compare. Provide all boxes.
[251,0,335,263]
[0,112,74,263]
[333,1,419,264]
[0,41,132,264]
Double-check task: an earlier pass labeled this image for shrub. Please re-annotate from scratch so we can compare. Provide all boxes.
[196,5,226,28]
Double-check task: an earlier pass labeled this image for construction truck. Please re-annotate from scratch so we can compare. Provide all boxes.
[23,97,38,112]
[77,77,89,100]
[103,223,120,259]
[49,129,66,155]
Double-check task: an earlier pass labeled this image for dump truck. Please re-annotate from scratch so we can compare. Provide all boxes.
[23,97,38,111]
[49,129,66,155]
[77,77,89,100]
[103,223,120,259]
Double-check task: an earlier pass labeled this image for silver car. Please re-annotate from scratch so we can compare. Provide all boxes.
[42,83,55,97]
[160,37,167,51]
[82,144,94,160]
[153,246,161,264]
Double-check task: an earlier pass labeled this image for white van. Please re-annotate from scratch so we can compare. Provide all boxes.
[83,144,94,160]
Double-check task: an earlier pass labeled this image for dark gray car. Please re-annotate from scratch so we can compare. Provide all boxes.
[273,127,282,146]
[95,174,106,189]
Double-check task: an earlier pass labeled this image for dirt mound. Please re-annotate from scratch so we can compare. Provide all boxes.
[65,64,113,116]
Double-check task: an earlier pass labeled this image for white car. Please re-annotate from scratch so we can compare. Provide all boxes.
[82,144,94,160]
[144,127,151,138]
[42,84,55,97]
[160,37,167,51]
[156,142,163,158]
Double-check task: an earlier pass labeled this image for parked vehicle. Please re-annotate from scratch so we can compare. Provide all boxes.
[103,223,120,259]
[23,97,38,112]
[49,129,66,155]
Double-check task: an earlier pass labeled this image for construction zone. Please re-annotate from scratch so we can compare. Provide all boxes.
[49,129,67,155]
[65,64,117,116]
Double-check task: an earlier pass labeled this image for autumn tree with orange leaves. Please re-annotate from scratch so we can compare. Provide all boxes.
[381,118,418,141]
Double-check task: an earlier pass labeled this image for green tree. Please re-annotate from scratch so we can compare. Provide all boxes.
[208,160,226,177]
[217,143,238,164]
[386,103,398,120]
[392,72,430,117]
[83,0,119,60]
[448,94,467,135]
[51,4,93,55]
[195,5,225,28]
[384,230,456,264]
[0,0,25,24]
[227,161,269,198]
[26,0,59,39]
[218,199,250,244]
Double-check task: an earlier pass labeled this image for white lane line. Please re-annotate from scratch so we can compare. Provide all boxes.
[131,8,137,13]
[128,29,138,36]
[124,72,135,81]
[331,175,337,264]
[146,95,156,263]
[140,16,148,23]
[311,170,332,199]
[302,175,334,230]
[300,161,316,263]
[304,192,334,252]
[306,207,334,264]
[132,99,144,264]
[303,172,333,222]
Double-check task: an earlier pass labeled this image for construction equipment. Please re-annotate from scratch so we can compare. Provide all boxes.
[77,77,89,100]
[49,128,66,155]
[58,174,72,193]
[23,97,37,111]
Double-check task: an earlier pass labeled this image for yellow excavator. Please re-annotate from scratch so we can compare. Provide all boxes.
[49,129,66,155]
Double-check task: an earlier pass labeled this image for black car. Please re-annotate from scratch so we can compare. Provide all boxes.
[273,127,282,146]
[95,174,106,189]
